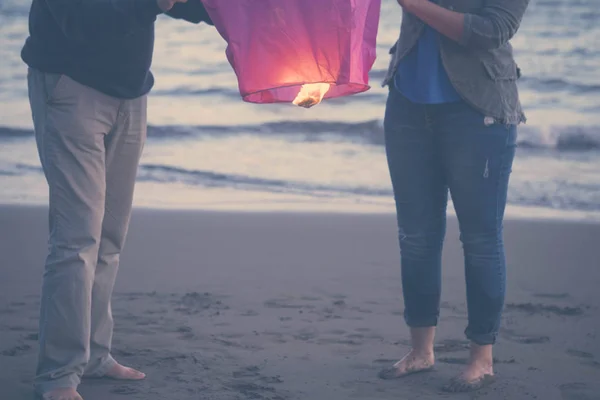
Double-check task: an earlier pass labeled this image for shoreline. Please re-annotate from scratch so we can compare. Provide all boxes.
[1,199,599,223]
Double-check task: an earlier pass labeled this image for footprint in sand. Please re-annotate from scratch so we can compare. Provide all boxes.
[228,382,277,398]
[1,343,32,356]
[505,303,585,317]
[111,349,139,358]
[559,382,600,400]
[117,291,163,302]
[332,299,346,307]
[146,351,200,368]
[8,326,31,332]
[585,360,600,370]
[228,366,286,399]
[317,337,362,346]
[438,357,468,365]
[440,301,463,312]
[264,298,315,310]
[567,350,600,370]
[144,308,168,315]
[313,307,342,321]
[232,366,260,378]
[177,326,193,334]
[533,293,570,300]
[176,326,195,340]
[349,306,373,314]
[500,328,550,344]
[346,333,365,340]
[299,295,323,302]
[220,333,245,339]
[232,366,283,384]
[174,292,230,315]
[567,349,594,359]
[434,339,470,353]
[293,328,318,342]
[262,332,287,344]
[259,375,284,384]
[110,385,140,395]
[439,357,516,365]
[373,358,397,365]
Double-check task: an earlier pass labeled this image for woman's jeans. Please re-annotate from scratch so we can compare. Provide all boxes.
[384,86,517,345]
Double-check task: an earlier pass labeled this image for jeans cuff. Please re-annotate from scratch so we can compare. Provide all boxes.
[84,354,117,378]
[34,374,80,396]
[404,313,438,328]
[465,328,497,345]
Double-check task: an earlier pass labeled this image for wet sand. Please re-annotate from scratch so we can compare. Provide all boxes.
[0,205,599,400]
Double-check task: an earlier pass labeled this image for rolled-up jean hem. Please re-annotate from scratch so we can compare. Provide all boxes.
[34,374,80,397]
[465,329,497,346]
[404,314,439,328]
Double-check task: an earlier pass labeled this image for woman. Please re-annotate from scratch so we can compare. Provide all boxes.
[378,0,530,392]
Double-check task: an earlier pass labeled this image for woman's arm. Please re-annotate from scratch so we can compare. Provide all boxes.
[399,0,530,50]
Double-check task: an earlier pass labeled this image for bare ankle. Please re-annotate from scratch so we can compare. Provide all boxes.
[410,348,434,360]
[469,343,493,366]
[409,326,436,356]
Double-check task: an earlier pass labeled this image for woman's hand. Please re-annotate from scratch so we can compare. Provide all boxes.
[396,0,464,43]
[157,0,188,12]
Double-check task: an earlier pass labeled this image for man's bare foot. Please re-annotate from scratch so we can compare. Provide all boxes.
[102,363,146,380]
[41,388,83,400]
[378,350,435,379]
[443,343,495,392]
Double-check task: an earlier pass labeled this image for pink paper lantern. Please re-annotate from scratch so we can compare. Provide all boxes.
[201,0,381,106]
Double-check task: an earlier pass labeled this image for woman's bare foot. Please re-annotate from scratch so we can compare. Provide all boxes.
[378,349,435,379]
[41,388,83,400]
[443,343,495,392]
[102,363,146,380]
[378,327,436,379]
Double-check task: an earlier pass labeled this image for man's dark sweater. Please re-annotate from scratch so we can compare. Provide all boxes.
[21,0,213,99]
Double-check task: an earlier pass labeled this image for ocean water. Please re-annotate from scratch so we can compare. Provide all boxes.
[0,0,599,219]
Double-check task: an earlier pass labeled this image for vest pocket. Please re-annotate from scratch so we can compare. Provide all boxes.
[481,60,519,82]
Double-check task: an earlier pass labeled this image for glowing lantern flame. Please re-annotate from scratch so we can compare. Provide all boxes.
[292,83,331,108]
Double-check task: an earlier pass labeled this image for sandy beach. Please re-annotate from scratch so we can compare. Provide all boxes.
[0,205,599,400]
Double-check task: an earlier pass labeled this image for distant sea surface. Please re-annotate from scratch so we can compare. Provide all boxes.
[1,0,599,219]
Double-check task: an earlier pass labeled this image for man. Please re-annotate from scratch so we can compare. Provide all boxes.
[21,1,213,399]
